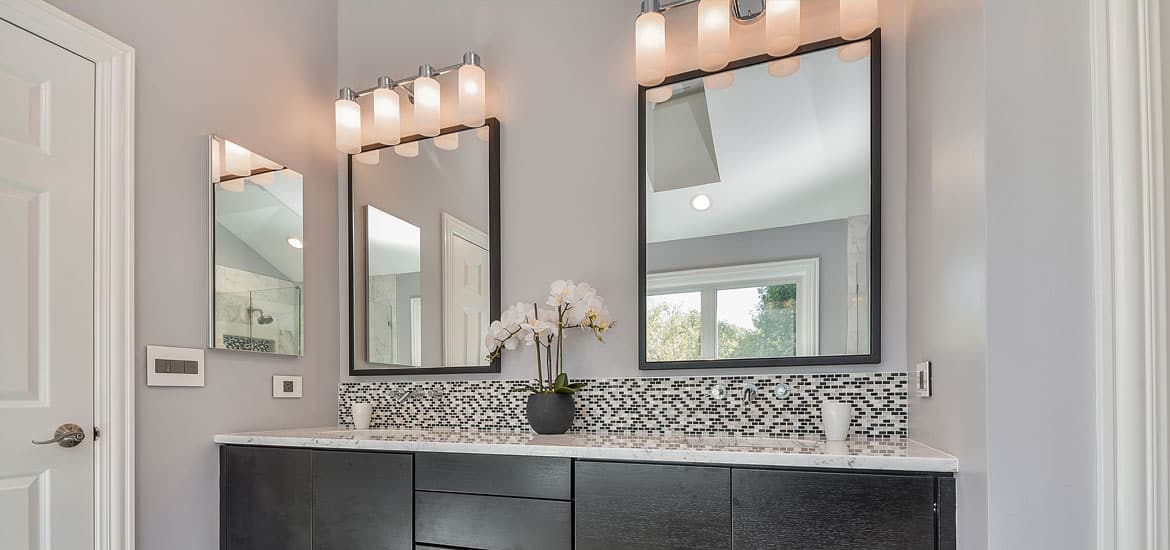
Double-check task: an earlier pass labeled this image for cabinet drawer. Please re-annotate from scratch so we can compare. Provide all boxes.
[414,491,571,550]
[414,452,571,500]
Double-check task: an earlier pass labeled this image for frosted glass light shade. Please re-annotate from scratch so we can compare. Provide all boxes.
[765,0,800,57]
[645,85,673,104]
[354,150,380,165]
[335,98,362,154]
[840,0,878,40]
[224,140,251,177]
[768,57,800,77]
[435,133,460,151]
[219,178,244,193]
[249,172,275,187]
[838,41,871,62]
[372,87,401,146]
[414,76,441,137]
[395,141,419,157]
[458,64,486,127]
[703,72,734,90]
[635,11,667,86]
[697,0,731,72]
[476,126,491,142]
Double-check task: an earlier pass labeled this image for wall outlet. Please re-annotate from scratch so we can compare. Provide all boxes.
[146,345,205,387]
[272,375,302,398]
[915,361,933,397]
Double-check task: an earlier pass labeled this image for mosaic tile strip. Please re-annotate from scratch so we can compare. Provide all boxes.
[222,334,275,353]
[339,372,907,439]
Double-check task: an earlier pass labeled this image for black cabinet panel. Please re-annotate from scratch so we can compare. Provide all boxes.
[732,469,936,550]
[221,446,312,550]
[414,491,572,550]
[575,461,732,550]
[313,450,413,550]
[415,452,571,500]
[938,477,957,550]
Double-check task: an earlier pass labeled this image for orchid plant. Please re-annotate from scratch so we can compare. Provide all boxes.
[485,280,615,394]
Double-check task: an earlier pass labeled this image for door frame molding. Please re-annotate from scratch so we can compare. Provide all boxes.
[0,1,135,549]
[1090,0,1170,548]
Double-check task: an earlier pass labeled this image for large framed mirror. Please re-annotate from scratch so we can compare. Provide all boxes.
[349,119,500,375]
[209,136,304,356]
[639,33,881,370]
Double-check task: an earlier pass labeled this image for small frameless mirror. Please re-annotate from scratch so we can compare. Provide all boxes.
[209,136,304,356]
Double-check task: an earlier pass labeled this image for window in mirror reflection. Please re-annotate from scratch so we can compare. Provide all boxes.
[366,205,422,366]
[643,39,874,364]
[210,136,304,356]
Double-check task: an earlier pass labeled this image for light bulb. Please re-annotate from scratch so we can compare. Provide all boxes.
[435,133,460,151]
[635,11,666,86]
[703,72,734,90]
[646,85,673,104]
[765,0,800,57]
[840,0,878,40]
[335,91,361,154]
[372,85,401,146]
[224,140,251,177]
[768,57,800,77]
[697,0,730,72]
[414,72,441,137]
[838,41,871,62]
[395,141,419,157]
[354,150,380,165]
[476,126,491,142]
[458,60,486,127]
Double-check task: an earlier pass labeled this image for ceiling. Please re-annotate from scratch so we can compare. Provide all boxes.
[366,204,421,276]
[215,169,305,282]
[646,44,871,243]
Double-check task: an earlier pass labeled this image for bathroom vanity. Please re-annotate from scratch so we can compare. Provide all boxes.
[216,428,956,550]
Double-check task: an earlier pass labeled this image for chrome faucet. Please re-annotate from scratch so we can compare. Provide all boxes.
[391,387,443,404]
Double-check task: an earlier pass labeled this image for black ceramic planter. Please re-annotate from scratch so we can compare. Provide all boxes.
[526,393,575,434]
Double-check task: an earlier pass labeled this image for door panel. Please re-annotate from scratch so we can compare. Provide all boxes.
[443,213,490,366]
[0,17,96,550]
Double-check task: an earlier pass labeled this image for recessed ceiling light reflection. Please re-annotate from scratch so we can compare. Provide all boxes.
[287,236,304,249]
[691,194,712,211]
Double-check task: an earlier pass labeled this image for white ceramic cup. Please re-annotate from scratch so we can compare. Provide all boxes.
[351,402,373,430]
[821,401,852,441]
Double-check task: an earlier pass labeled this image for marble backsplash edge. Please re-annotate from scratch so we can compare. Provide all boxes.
[338,372,907,439]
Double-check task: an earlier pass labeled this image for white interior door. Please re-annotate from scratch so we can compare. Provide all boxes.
[0,17,96,550]
[442,213,490,366]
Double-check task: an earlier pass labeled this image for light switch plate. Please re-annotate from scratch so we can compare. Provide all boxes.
[272,375,302,398]
[915,361,933,397]
[146,345,205,387]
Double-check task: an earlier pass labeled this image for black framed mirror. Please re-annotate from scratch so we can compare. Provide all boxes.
[638,33,881,370]
[348,118,500,375]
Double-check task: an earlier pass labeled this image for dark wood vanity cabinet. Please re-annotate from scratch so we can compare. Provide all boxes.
[221,446,955,550]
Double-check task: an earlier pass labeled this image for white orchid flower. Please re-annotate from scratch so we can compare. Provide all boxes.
[547,279,576,307]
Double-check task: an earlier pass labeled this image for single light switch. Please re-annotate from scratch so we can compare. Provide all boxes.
[916,361,933,397]
[273,375,302,398]
[146,346,205,387]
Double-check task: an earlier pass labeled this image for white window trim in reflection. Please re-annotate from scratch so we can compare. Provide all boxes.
[647,258,819,359]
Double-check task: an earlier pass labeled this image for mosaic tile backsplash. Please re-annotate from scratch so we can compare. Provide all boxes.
[339,372,907,439]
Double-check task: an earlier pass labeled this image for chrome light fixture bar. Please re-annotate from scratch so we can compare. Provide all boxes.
[335,51,487,154]
[634,0,877,86]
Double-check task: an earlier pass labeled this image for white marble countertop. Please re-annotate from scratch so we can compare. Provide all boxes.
[214,428,957,473]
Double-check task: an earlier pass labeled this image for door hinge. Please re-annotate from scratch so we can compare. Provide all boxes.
[93,426,101,441]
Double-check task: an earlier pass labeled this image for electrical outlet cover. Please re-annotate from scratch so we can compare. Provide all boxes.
[272,375,302,398]
[915,361,933,397]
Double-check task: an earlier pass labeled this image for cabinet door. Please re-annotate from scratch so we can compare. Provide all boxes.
[313,450,413,550]
[575,461,732,550]
[732,469,936,550]
[221,446,312,550]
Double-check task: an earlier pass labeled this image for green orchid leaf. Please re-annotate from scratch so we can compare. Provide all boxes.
[510,385,539,393]
[554,387,577,394]
[567,382,587,390]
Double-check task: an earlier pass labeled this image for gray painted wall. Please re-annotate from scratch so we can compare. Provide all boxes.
[647,220,850,355]
[214,222,288,281]
[337,0,909,381]
[44,2,340,550]
[905,0,989,546]
[907,0,1096,547]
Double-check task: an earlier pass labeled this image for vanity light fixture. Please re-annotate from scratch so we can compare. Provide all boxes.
[287,236,304,249]
[634,0,877,83]
[394,141,419,158]
[434,132,460,151]
[646,85,673,103]
[354,150,380,165]
[223,140,252,177]
[703,72,734,90]
[767,57,800,77]
[691,194,712,211]
[335,52,488,153]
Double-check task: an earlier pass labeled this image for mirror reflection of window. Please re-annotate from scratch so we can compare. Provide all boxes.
[643,39,875,366]
[366,205,422,366]
[209,136,304,356]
